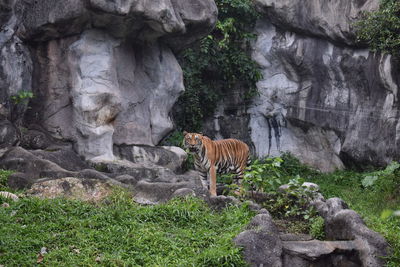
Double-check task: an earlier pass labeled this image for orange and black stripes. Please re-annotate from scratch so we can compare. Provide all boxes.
[183,131,250,196]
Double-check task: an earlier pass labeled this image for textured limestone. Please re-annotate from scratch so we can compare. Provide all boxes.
[0,0,32,131]
[114,145,187,173]
[254,0,379,45]
[11,0,217,161]
[249,18,400,170]
[201,0,399,171]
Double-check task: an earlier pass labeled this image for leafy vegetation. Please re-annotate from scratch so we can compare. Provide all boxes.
[234,154,399,266]
[225,156,324,238]
[356,0,400,56]
[0,169,14,192]
[0,191,254,266]
[175,0,262,132]
[10,90,34,105]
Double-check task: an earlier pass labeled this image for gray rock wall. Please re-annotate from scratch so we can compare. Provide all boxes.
[249,0,400,170]
[0,0,32,128]
[0,0,217,161]
[204,0,399,171]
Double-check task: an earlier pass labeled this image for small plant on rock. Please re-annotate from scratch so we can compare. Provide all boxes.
[10,90,33,105]
[309,216,325,240]
[242,157,284,193]
[267,176,319,220]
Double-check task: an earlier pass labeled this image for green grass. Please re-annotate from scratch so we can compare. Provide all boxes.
[1,154,399,266]
[0,169,14,191]
[0,191,254,266]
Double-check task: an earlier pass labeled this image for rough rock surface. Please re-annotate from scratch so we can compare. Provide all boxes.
[26,177,115,202]
[201,0,399,171]
[0,0,32,134]
[246,0,400,171]
[310,197,389,267]
[254,0,378,45]
[282,240,362,267]
[114,145,187,173]
[249,17,400,171]
[0,146,204,204]
[235,191,389,267]
[234,212,283,267]
[1,0,217,162]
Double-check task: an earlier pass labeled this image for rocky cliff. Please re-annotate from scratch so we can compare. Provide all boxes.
[0,0,217,161]
[206,0,399,171]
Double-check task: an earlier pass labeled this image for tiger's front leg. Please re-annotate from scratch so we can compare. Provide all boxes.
[209,165,217,196]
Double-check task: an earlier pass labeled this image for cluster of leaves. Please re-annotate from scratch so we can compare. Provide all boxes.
[360,161,400,223]
[356,0,400,56]
[10,90,33,105]
[241,157,284,192]
[222,155,325,239]
[361,161,400,191]
[0,191,254,266]
[175,0,262,132]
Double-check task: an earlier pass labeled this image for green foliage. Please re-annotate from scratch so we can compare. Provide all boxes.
[361,175,379,187]
[356,0,400,56]
[265,175,319,222]
[305,165,400,266]
[309,216,325,240]
[160,130,195,172]
[10,90,34,105]
[381,209,400,219]
[0,195,254,266]
[176,0,262,131]
[160,130,185,147]
[0,169,14,192]
[236,157,323,237]
[361,161,400,190]
[242,157,284,193]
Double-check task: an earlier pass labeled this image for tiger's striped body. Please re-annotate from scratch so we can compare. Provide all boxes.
[183,131,250,196]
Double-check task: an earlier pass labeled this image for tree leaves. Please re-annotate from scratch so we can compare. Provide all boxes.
[356,0,400,56]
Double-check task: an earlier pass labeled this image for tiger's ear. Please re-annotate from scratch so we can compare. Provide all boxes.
[183,131,188,136]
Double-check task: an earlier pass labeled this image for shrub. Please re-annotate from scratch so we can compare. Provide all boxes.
[309,216,325,240]
[356,0,400,56]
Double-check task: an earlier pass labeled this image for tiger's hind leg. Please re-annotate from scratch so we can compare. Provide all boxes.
[232,166,246,196]
[199,171,209,190]
[209,165,217,196]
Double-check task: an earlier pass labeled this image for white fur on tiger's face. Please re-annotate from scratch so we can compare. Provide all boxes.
[183,131,203,153]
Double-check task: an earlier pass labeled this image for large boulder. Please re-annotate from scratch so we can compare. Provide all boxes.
[234,212,283,267]
[0,146,205,203]
[1,0,217,162]
[310,197,389,267]
[26,177,116,202]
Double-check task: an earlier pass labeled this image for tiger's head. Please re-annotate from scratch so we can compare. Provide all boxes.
[183,131,203,153]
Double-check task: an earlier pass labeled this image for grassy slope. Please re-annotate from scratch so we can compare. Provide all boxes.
[0,191,254,266]
[1,159,399,266]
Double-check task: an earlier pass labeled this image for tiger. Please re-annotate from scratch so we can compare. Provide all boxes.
[183,131,250,196]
